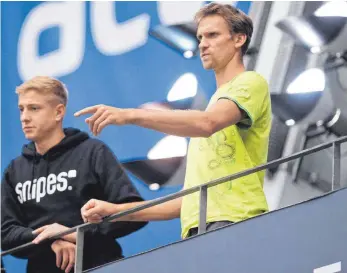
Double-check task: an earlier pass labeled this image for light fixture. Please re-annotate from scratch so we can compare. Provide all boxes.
[286,68,325,94]
[122,136,188,187]
[325,109,347,137]
[314,1,347,17]
[122,156,184,187]
[275,1,347,186]
[149,22,199,58]
[271,91,323,124]
[270,68,326,124]
[275,3,347,55]
[167,73,198,102]
[325,63,347,133]
[291,107,347,184]
[274,1,347,130]
[147,136,188,160]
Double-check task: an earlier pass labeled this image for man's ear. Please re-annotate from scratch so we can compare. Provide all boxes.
[234,33,247,50]
[55,104,66,122]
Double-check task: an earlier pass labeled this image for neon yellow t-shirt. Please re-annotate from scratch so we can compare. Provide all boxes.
[181,71,272,238]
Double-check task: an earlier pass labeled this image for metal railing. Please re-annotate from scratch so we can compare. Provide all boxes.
[1,135,347,273]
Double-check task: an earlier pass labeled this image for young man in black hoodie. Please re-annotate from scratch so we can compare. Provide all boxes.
[1,76,147,273]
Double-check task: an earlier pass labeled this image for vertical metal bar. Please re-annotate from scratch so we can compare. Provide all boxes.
[74,227,85,273]
[332,142,341,191]
[198,185,207,234]
[292,131,309,183]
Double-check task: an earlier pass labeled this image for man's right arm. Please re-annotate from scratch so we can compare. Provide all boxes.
[1,165,49,258]
[81,196,182,223]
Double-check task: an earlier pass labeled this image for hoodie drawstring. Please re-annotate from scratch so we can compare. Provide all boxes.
[45,154,50,178]
[32,153,36,185]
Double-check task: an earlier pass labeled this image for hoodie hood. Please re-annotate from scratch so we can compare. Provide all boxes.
[22,127,89,161]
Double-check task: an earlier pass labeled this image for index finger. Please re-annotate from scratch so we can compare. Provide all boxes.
[81,199,95,216]
[32,229,50,244]
[74,106,100,117]
[82,199,96,210]
[32,225,48,235]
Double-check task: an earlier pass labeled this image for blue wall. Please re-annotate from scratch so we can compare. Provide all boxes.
[1,1,251,272]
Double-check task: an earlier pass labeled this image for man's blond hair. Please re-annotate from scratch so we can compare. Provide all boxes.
[16,76,68,106]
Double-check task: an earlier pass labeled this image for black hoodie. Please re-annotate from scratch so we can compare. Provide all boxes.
[1,128,147,273]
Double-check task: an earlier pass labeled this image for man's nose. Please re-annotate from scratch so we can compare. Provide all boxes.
[199,37,208,50]
[20,110,30,123]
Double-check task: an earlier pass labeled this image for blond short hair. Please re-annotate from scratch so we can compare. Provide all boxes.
[16,76,68,106]
[195,3,253,56]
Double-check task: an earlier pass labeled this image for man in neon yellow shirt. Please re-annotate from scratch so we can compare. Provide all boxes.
[76,2,271,238]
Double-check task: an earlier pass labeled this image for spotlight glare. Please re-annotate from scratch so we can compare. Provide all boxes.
[183,50,194,59]
[149,183,160,191]
[285,119,296,126]
[310,46,321,54]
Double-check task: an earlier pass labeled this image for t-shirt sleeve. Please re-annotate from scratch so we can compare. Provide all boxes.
[217,73,269,129]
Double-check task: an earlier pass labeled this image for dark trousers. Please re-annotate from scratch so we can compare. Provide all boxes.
[187,221,233,237]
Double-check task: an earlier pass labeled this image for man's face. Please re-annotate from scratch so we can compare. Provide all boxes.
[18,90,63,142]
[197,15,239,70]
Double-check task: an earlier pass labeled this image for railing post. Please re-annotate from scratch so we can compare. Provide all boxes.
[74,227,85,273]
[292,129,309,183]
[332,142,341,191]
[198,185,208,234]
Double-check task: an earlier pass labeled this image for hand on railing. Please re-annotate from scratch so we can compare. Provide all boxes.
[81,199,116,223]
[51,239,75,273]
[32,223,77,244]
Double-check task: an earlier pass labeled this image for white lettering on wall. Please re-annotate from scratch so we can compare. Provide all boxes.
[17,1,232,80]
[157,1,205,25]
[90,2,150,55]
[18,2,85,81]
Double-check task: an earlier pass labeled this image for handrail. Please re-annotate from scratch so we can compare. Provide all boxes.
[1,135,346,272]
